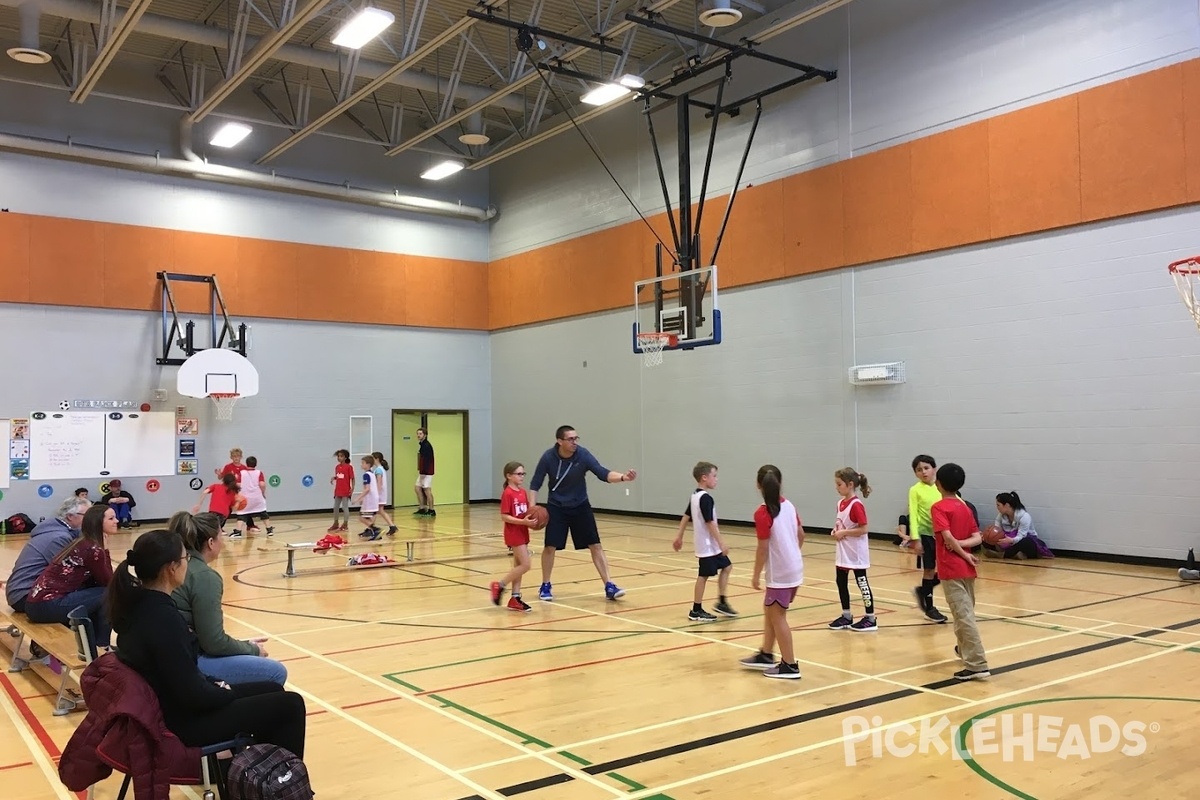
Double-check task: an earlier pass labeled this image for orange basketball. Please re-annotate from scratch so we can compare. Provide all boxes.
[233,496,248,512]
[981,525,1006,546]
[526,506,549,531]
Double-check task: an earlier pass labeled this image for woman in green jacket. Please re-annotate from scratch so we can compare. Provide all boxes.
[169,512,287,685]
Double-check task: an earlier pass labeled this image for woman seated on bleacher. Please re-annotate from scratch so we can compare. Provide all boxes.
[108,528,307,759]
[24,504,115,647]
[169,511,287,685]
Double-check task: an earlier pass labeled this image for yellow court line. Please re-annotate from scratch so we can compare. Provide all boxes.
[625,638,1196,799]
[222,611,628,799]
[459,621,1112,774]
[0,678,75,800]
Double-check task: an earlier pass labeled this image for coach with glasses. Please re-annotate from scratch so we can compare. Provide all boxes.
[528,425,637,603]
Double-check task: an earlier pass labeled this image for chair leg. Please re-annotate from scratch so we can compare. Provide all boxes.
[115,772,132,800]
[7,632,28,672]
[51,667,79,716]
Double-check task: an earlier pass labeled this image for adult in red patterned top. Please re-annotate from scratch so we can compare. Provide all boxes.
[25,503,116,647]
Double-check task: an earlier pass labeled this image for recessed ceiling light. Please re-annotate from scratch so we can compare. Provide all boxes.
[6,46,51,64]
[618,74,646,89]
[458,132,491,146]
[209,122,252,148]
[421,160,465,180]
[332,7,395,50]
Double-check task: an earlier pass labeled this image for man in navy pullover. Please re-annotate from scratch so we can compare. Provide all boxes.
[529,424,637,601]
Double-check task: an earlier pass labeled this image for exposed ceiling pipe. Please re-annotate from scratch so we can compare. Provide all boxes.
[0,0,527,113]
[6,1,51,63]
[0,129,498,222]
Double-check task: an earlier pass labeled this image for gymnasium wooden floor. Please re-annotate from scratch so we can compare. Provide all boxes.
[2,505,1197,799]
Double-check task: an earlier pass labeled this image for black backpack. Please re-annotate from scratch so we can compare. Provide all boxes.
[227,744,314,800]
[3,513,36,534]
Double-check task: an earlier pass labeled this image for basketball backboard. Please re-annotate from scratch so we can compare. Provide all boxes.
[633,265,721,355]
[177,349,259,398]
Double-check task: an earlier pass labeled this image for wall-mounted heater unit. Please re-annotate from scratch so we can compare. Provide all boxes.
[849,362,906,385]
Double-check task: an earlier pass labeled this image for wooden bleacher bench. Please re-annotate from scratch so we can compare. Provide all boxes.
[280,531,519,578]
[1,605,89,716]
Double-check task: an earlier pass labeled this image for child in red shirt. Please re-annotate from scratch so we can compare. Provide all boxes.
[194,473,242,530]
[215,447,246,480]
[329,449,355,532]
[490,461,537,612]
[930,462,989,681]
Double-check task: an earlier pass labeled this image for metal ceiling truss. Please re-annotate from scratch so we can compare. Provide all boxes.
[70,0,154,102]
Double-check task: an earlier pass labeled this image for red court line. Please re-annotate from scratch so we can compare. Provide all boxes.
[0,673,87,799]
[21,691,56,700]
[0,760,33,771]
[277,656,311,663]
[415,640,711,697]
[305,709,328,717]
[341,696,405,710]
[321,612,597,656]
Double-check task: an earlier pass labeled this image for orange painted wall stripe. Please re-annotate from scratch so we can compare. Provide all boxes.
[4,60,1200,333]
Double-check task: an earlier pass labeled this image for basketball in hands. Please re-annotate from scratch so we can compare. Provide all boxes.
[526,506,549,531]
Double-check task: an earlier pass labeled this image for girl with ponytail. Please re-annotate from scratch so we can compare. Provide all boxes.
[740,465,805,679]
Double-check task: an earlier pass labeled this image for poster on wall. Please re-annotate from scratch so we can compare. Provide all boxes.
[11,419,28,441]
[177,459,198,475]
[0,419,8,489]
[178,439,196,458]
[10,460,29,481]
[9,439,29,459]
[176,419,199,436]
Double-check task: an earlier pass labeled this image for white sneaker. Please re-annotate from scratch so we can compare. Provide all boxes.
[1180,568,1200,581]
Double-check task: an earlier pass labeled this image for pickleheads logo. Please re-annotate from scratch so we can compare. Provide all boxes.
[842,712,1155,766]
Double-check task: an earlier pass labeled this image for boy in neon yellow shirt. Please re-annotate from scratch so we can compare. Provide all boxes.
[908,455,948,623]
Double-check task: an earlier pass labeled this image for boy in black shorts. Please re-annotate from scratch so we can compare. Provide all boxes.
[673,462,737,621]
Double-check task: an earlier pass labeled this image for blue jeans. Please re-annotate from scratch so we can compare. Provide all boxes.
[24,586,111,646]
[197,654,288,685]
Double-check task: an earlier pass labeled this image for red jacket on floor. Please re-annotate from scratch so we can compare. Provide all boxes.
[59,653,204,800]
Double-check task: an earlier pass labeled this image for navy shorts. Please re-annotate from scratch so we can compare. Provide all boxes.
[698,554,732,577]
[545,503,601,550]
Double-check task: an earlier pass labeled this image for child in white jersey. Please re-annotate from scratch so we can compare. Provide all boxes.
[356,455,381,539]
[370,451,399,537]
[827,467,877,632]
[673,462,737,622]
[739,464,805,679]
[233,456,273,538]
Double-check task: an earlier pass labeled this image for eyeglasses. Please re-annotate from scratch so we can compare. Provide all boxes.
[561,436,580,443]
[512,471,526,476]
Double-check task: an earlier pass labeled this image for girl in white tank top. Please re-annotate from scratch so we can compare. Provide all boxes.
[829,468,878,632]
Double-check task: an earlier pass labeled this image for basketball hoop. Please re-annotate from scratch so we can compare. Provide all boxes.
[209,393,240,421]
[636,333,677,368]
[1169,256,1200,329]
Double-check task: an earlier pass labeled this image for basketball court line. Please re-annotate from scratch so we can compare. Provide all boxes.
[619,638,1197,800]
[0,675,78,800]
[220,610,630,799]
[456,621,1112,775]
[468,618,1200,798]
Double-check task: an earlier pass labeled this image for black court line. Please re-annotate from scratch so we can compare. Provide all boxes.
[454,613,1200,799]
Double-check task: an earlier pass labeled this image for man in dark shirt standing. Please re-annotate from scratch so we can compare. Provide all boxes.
[414,427,436,517]
[529,425,637,602]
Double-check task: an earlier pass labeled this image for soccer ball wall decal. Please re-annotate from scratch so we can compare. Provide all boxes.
[59,401,71,411]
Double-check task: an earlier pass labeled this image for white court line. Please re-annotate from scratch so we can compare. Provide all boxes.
[222,611,627,799]
[0,678,75,800]
[625,637,1196,799]
[459,622,1111,774]
[550,600,971,703]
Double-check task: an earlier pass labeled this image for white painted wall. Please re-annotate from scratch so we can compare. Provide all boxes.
[492,205,1200,560]
[489,0,1200,258]
[0,305,493,520]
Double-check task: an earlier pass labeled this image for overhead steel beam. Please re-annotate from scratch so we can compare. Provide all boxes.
[256,0,508,164]
[69,0,154,103]
[468,0,852,169]
[385,0,686,158]
[189,0,334,122]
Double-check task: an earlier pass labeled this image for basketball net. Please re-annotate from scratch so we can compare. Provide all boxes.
[210,393,240,421]
[1170,257,1200,329]
[636,333,675,368]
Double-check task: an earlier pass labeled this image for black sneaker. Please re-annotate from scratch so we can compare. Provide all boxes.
[954,668,990,681]
[427,509,436,517]
[413,509,426,516]
[739,651,775,670]
[828,616,852,630]
[713,600,738,617]
[387,526,398,537]
[850,617,878,632]
[266,526,274,536]
[925,607,949,624]
[688,608,718,622]
[764,661,802,680]
[912,586,926,609]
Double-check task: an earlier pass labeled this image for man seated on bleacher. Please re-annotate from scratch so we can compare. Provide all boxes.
[4,497,90,613]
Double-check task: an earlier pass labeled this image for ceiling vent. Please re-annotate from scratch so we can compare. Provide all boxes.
[7,3,51,64]
[698,0,743,28]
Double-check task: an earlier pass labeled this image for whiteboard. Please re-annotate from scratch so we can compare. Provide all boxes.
[29,412,177,480]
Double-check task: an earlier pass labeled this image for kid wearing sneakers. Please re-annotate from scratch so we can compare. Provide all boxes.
[827,468,877,632]
[672,462,737,622]
[330,449,354,532]
[931,463,990,681]
[909,455,949,624]
[739,465,805,679]
[491,461,536,612]
[356,455,381,540]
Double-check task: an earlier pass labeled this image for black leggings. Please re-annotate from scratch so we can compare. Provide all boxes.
[239,512,271,528]
[1004,536,1040,559]
[169,682,306,759]
[836,568,874,615]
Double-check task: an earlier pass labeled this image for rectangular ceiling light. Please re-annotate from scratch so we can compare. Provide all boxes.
[331,7,395,49]
[420,160,465,181]
[209,121,252,148]
[618,74,646,89]
[580,83,631,106]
